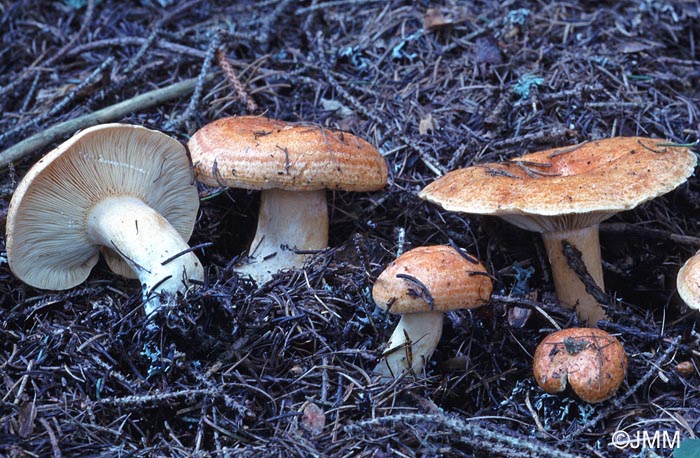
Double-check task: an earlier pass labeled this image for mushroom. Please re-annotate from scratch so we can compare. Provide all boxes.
[532,327,627,403]
[419,137,696,325]
[188,116,388,284]
[372,245,493,377]
[6,123,203,316]
[677,253,700,310]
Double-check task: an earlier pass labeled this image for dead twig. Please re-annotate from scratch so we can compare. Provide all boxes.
[97,388,222,406]
[0,0,96,100]
[0,56,115,145]
[38,418,62,458]
[0,75,212,168]
[396,273,435,310]
[600,222,700,248]
[346,413,579,458]
[562,240,610,306]
[166,32,220,131]
[216,46,258,113]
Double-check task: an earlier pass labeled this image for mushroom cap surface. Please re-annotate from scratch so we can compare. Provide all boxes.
[188,116,388,191]
[419,137,697,232]
[6,123,199,290]
[532,327,627,403]
[677,252,700,310]
[372,245,493,314]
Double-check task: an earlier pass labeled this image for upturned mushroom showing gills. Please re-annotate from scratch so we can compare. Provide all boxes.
[372,245,492,377]
[188,116,388,285]
[419,137,696,326]
[532,327,627,403]
[6,124,203,316]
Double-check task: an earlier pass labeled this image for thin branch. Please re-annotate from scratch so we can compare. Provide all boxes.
[346,413,579,458]
[0,75,213,168]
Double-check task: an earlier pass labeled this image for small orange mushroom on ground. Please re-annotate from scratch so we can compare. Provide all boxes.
[532,327,627,403]
[420,137,696,326]
[676,361,695,376]
[372,245,492,377]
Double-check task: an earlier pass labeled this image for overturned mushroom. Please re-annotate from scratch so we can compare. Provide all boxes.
[533,327,627,403]
[420,137,696,325]
[188,116,388,284]
[6,124,203,316]
[372,245,492,377]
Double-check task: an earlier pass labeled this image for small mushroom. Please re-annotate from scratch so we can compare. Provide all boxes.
[188,116,388,285]
[532,327,627,403]
[420,137,696,325]
[676,361,695,376]
[372,245,492,377]
[6,124,203,316]
[677,253,700,310]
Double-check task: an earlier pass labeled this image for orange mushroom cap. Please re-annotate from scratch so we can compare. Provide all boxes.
[419,137,696,233]
[372,245,493,314]
[533,327,627,403]
[188,116,388,192]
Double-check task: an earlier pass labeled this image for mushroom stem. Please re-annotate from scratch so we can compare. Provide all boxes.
[237,188,328,284]
[541,225,607,325]
[87,196,203,315]
[376,311,444,377]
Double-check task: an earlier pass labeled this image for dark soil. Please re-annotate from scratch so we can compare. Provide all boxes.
[1,1,700,457]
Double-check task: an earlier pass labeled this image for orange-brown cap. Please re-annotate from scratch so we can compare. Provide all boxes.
[533,327,627,403]
[372,245,492,314]
[419,137,697,233]
[188,116,388,192]
[677,252,700,310]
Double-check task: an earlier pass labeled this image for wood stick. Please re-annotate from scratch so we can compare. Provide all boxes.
[600,222,700,248]
[0,75,213,168]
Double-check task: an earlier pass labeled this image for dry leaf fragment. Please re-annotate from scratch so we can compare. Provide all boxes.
[419,114,435,135]
[301,402,326,435]
[423,8,451,30]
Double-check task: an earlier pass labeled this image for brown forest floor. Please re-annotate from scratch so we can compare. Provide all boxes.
[1,1,700,457]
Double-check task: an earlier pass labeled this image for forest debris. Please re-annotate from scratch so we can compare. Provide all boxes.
[0,76,212,168]
[301,402,326,436]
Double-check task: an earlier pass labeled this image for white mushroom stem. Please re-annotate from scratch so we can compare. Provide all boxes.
[237,188,329,284]
[541,224,607,325]
[376,311,444,377]
[87,196,204,316]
